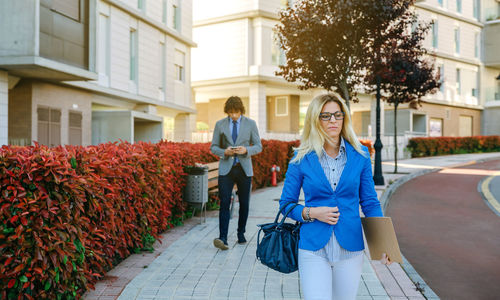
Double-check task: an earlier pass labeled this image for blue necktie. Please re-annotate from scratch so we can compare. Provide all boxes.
[232,120,238,143]
[232,120,238,165]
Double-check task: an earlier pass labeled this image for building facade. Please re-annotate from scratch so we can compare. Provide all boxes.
[191,0,323,142]
[191,0,500,157]
[0,0,195,147]
[405,0,500,138]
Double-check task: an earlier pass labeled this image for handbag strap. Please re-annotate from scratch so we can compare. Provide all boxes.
[257,202,299,253]
[274,202,299,225]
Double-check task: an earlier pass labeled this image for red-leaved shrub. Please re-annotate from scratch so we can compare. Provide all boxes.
[407,136,500,157]
[0,137,375,298]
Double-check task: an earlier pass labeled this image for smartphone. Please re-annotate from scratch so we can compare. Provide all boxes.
[230,146,238,149]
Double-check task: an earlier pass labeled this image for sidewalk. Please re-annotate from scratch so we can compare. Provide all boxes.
[83,152,500,300]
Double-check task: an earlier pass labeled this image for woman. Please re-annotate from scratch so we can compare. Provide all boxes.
[280,93,391,300]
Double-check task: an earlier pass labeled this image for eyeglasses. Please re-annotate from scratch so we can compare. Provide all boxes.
[319,111,345,121]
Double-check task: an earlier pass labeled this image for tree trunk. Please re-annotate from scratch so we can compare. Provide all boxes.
[338,80,351,111]
[394,100,398,173]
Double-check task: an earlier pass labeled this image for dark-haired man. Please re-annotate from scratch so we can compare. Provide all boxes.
[210,96,262,250]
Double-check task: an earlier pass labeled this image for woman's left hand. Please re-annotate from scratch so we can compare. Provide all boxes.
[381,253,392,265]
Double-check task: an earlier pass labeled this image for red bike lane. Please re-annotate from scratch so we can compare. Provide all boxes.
[386,159,500,300]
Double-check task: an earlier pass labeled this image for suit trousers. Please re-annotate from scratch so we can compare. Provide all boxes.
[218,164,252,240]
[298,249,363,300]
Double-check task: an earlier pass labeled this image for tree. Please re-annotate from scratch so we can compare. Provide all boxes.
[367,11,441,173]
[275,0,413,109]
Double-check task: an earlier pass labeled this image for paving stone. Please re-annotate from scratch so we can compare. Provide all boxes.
[101,165,451,300]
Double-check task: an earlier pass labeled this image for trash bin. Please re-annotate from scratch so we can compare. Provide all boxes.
[183,165,208,222]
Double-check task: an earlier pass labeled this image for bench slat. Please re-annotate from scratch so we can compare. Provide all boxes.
[208,180,218,189]
[208,169,219,179]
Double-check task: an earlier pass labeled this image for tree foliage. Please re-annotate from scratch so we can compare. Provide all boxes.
[364,7,441,172]
[275,0,414,108]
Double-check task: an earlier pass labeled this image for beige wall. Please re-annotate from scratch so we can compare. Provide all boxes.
[9,81,92,146]
[195,97,250,130]
[419,102,481,136]
[8,81,32,146]
[266,95,299,133]
[33,82,92,146]
[352,111,363,136]
[192,19,250,81]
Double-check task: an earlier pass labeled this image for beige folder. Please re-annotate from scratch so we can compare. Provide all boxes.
[361,217,403,263]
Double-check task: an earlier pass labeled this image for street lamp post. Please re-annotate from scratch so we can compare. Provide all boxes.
[373,75,385,185]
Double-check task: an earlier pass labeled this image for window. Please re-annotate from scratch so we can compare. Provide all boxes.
[429,118,443,137]
[98,14,110,85]
[69,112,82,145]
[456,0,462,13]
[474,33,480,58]
[439,64,445,93]
[271,32,286,66]
[37,107,61,147]
[138,0,145,12]
[159,42,166,99]
[172,2,181,30]
[280,0,294,8]
[438,0,443,7]
[412,114,427,134]
[432,21,438,48]
[458,116,472,137]
[472,71,479,97]
[52,0,80,21]
[411,20,418,33]
[473,0,480,19]
[130,29,138,82]
[456,68,461,95]
[454,27,460,54]
[175,50,185,82]
[162,0,167,23]
[275,97,288,116]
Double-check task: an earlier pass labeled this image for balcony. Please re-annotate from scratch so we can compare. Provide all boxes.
[483,20,500,68]
[0,0,96,81]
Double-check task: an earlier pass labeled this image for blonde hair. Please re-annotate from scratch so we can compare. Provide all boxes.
[291,93,366,163]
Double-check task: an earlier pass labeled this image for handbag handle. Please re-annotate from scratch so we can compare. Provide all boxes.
[256,202,300,255]
[274,202,300,225]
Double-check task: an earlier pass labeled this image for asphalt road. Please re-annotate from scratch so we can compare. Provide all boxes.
[488,174,500,215]
[386,159,500,300]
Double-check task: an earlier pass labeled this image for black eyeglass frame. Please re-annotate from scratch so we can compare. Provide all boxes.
[319,111,345,121]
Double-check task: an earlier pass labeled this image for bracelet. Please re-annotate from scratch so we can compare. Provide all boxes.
[305,207,314,221]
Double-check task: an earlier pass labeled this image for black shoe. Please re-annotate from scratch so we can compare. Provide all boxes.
[237,233,247,244]
[213,238,229,250]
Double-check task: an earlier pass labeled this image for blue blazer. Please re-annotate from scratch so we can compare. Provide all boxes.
[279,142,383,252]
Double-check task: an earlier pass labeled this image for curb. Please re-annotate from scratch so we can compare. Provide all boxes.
[477,173,500,218]
[379,154,500,300]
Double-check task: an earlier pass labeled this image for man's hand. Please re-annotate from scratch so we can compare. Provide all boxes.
[233,146,247,155]
[224,147,236,156]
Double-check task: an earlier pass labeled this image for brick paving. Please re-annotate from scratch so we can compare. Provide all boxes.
[83,152,500,300]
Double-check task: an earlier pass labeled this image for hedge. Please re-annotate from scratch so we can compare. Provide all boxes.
[0,140,299,299]
[0,138,371,299]
[407,136,500,158]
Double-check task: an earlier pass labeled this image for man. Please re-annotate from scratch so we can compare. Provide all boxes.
[210,96,262,250]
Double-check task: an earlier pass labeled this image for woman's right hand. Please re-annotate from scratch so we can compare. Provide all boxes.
[310,206,340,225]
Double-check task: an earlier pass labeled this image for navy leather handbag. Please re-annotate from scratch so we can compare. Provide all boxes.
[256,202,301,273]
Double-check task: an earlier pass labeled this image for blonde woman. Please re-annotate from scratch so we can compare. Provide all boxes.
[280,93,390,300]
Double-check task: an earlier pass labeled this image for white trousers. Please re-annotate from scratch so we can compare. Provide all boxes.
[298,249,364,300]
